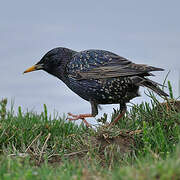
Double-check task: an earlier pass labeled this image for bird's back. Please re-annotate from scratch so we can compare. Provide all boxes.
[65,49,168,105]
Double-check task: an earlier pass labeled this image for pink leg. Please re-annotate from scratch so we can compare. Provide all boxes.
[67,113,93,127]
[109,109,126,126]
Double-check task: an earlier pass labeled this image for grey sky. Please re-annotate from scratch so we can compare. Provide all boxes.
[1,0,180,121]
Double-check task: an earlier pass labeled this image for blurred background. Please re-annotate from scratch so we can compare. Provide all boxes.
[1,0,180,122]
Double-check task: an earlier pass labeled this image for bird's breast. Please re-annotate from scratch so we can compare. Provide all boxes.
[65,77,139,104]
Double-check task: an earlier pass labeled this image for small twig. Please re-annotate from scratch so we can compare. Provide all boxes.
[8,153,28,157]
[47,150,89,159]
[47,152,63,159]
[64,150,88,157]
[129,129,142,135]
[39,133,51,163]
[25,131,42,153]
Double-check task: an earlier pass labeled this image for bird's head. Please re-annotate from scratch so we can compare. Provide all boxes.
[24,47,75,76]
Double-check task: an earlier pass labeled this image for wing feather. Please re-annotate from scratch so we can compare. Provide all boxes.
[67,50,164,80]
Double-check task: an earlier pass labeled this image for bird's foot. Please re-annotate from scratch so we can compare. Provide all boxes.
[67,113,92,127]
[67,113,93,120]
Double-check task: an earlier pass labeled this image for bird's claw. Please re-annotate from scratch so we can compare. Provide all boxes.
[67,113,92,127]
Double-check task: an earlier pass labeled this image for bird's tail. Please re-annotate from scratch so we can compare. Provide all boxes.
[130,76,169,97]
[141,79,169,97]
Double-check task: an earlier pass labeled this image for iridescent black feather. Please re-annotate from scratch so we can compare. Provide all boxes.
[35,47,168,116]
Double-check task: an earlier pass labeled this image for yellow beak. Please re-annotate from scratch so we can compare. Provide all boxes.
[23,64,43,74]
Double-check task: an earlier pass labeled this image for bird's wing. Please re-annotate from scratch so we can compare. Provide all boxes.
[67,50,163,80]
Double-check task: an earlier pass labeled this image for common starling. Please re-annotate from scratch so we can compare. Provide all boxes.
[24,47,168,126]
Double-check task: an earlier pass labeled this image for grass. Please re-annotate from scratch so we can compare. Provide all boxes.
[0,83,180,179]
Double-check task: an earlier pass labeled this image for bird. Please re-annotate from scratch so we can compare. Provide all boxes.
[24,47,168,126]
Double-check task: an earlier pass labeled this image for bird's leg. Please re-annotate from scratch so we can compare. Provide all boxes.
[110,103,127,126]
[67,113,92,127]
[67,113,93,120]
[67,101,98,127]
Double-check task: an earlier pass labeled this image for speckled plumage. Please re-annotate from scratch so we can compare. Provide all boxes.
[66,50,140,105]
[24,47,168,123]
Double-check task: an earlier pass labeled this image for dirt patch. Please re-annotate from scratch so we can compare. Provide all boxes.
[90,128,137,154]
[44,127,141,167]
[12,127,141,167]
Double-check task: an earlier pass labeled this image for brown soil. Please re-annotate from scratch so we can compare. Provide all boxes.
[40,128,141,167]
